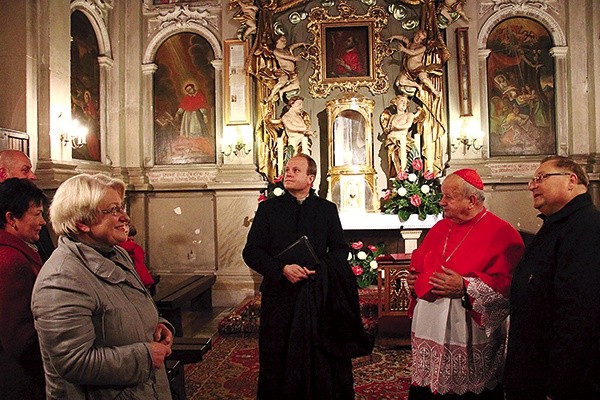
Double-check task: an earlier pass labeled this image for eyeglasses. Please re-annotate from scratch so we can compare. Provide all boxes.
[529,172,572,185]
[100,204,127,216]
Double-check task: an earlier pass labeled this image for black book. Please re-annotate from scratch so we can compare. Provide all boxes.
[275,235,319,267]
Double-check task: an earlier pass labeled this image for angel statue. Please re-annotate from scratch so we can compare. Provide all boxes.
[263,34,307,104]
[387,29,443,98]
[438,0,470,25]
[229,0,259,41]
[280,96,315,155]
[380,94,425,177]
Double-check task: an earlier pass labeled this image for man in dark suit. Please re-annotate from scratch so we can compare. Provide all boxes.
[505,156,600,400]
[243,154,371,400]
[0,150,55,261]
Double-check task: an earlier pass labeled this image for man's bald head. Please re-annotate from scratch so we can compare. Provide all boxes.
[0,150,37,182]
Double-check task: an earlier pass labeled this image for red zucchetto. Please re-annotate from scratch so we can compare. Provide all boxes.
[453,168,484,190]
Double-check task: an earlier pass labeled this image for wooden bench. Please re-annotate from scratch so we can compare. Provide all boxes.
[165,337,212,399]
[168,336,212,364]
[153,275,216,336]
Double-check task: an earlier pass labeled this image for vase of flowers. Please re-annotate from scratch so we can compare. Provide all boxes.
[381,153,443,222]
[348,241,384,289]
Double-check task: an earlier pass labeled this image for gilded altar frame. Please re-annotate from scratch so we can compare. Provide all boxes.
[305,0,389,98]
[326,94,379,213]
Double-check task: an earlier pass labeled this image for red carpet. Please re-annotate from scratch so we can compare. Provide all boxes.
[184,334,411,400]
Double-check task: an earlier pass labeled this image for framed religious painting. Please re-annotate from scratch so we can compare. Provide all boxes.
[305,0,389,98]
[486,17,556,156]
[153,32,216,165]
[323,23,371,81]
[71,10,101,162]
[224,39,250,125]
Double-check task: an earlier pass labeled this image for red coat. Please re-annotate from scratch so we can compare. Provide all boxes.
[0,230,44,399]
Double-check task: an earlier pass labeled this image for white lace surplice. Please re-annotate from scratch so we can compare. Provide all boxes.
[411,277,508,395]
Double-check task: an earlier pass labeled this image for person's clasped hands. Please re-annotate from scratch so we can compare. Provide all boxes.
[149,323,173,369]
[406,266,465,299]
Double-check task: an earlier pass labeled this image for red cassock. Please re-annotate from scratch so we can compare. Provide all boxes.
[408,209,525,395]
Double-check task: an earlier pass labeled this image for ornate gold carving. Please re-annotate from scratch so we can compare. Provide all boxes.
[326,94,379,212]
[304,0,390,98]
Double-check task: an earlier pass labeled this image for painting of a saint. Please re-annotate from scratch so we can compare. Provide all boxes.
[154,33,215,164]
[325,25,370,80]
[71,10,101,162]
[487,17,555,156]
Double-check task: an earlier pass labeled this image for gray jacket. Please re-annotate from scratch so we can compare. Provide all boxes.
[31,236,172,400]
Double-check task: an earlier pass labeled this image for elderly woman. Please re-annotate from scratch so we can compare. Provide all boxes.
[0,178,47,399]
[31,174,173,399]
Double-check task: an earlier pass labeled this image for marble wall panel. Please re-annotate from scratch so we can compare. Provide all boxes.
[146,191,216,274]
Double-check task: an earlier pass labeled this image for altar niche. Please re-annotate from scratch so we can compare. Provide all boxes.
[326,94,378,213]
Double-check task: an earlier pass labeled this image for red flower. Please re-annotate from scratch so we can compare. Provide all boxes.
[383,189,391,200]
[351,241,363,250]
[273,175,283,183]
[258,194,268,202]
[397,172,408,181]
[412,158,424,171]
[367,244,378,252]
[410,194,422,207]
[423,171,435,180]
[351,265,364,276]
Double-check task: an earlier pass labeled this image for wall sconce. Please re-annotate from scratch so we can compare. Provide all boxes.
[451,136,483,152]
[451,118,483,153]
[222,140,251,156]
[58,113,88,149]
[221,125,252,156]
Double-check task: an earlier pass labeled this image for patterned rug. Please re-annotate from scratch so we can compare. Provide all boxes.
[217,288,380,336]
[184,334,412,400]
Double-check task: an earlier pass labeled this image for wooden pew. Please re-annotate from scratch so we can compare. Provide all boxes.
[169,336,212,364]
[153,274,216,336]
[165,337,212,399]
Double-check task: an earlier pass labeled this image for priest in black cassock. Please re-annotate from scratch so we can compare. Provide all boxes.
[243,154,373,400]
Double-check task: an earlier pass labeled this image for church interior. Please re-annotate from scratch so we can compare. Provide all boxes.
[0,0,599,311]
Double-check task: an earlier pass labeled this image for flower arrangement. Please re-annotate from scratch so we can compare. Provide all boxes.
[381,153,443,222]
[348,241,384,289]
[258,175,285,202]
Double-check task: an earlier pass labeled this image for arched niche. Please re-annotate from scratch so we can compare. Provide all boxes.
[69,1,113,166]
[142,16,223,168]
[477,6,568,158]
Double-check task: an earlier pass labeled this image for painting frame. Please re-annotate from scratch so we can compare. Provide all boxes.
[323,23,372,82]
[456,27,472,117]
[153,32,216,165]
[224,39,250,125]
[305,0,389,98]
[486,16,555,157]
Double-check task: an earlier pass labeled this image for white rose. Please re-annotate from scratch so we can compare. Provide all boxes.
[408,173,417,182]
[273,187,284,196]
[357,251,367,260]
[421,184,430,194]
[347,252,352,261]
[370,260,378,270]
[397,187,407,196]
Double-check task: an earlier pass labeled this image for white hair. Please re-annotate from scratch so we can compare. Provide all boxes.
[50,173,126,236]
